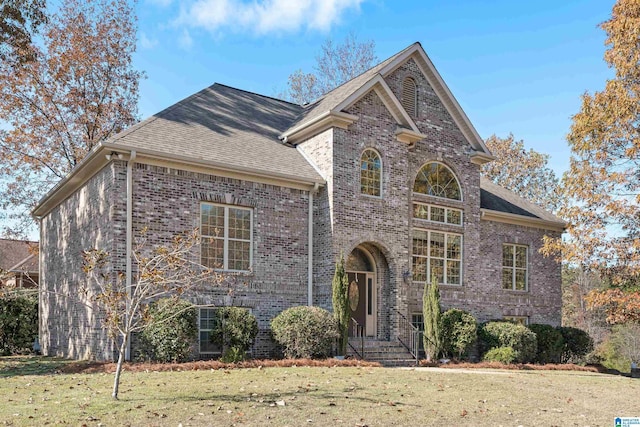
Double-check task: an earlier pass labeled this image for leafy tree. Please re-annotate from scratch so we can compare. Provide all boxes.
[0,0,143,237]
[0,0,47,62]
[83,229,221,400]
[482,134,560,212]
[281,33,377,105]
[422,276,442,361]
[332,254,350,356]
[0,293,37,355]
[543,0,640,321]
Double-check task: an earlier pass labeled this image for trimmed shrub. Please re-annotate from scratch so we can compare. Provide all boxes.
[140,298,197,363]
[0,294,38,355]
[528,324,564,364]
[558,326,593,363]
[483,346,516,364]
[210,307,258,363]
[479,321,537,363]
[441,309,477,359]
[271,306,339,359]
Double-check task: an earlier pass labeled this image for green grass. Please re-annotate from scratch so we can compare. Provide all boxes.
[0,356,638,426]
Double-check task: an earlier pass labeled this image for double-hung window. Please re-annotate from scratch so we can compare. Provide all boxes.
[502,244,527,291]
[201,203,252,271]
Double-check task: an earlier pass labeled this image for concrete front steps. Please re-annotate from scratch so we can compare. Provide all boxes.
[347,338,418,367]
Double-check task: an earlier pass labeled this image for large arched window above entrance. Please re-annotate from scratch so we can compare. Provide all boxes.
[360,149,382,197]
[413,162,461,200]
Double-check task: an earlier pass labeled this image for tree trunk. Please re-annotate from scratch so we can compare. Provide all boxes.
[112,334,128,400]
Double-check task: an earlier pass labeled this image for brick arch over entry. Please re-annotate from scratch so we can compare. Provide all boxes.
[345,241,395,341]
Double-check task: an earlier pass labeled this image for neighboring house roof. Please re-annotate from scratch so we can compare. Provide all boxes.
[0,239,38,274]
[480,177,566,230]
[108,84,323,183]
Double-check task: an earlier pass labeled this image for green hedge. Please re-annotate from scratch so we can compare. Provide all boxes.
[139,298,197,363]
[483,346,516,364]
[0,295,38,355]
[210,307,258,362]
[441,309,477,360]
[479,321,537,363]
[271,306,338,359]
[528,324,564,364]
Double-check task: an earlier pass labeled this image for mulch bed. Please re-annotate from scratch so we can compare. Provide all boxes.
[59,358,382,374]
[419,360,605,373]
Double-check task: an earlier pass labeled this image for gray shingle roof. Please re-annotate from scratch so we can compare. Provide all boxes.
[0,239,38,273]
[480,177,564,225]
[110,84,323,183]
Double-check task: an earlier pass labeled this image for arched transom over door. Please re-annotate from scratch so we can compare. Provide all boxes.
[346,247,377,337]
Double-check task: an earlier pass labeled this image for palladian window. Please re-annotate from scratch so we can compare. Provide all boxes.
[360,149,382,197]
[413,163,461,200]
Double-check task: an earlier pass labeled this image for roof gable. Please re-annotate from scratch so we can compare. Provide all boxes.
[282,42,493,159]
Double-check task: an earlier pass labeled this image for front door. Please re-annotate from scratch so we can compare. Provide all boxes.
[347,272,376,337]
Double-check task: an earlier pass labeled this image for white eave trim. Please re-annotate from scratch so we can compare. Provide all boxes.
[481,208,566,232]
[395,127,426,144]
[32,143,325,218]
[280,111,357,144]
[471,151,496,165]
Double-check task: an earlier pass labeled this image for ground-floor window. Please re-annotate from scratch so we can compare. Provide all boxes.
[199,308,222,355]
[503,315,529,326]
[412,229,463,285]
[412,313,424,350]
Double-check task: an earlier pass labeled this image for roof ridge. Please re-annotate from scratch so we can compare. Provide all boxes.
[0,238,37,244]
[214,83,303,107]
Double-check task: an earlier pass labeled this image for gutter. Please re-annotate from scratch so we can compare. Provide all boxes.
[308,183,319,306]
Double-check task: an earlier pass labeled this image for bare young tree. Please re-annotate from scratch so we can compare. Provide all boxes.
[280,33,378,105]
[0,0,143,237]
[82,229,222,400]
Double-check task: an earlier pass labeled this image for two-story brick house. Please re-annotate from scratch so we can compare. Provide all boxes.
[33,42,564,361]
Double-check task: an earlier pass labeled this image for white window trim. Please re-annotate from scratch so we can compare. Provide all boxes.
[360,148,383,198]
[200,202,253,272]
[413,202,463,226]
[412,229,463,286]
[502,243,528,291]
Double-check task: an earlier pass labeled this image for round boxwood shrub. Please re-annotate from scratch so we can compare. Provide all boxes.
[441,309,477,359]
[271,306,339,359]
[210,307,258,363]
[483,346,516,364]
[558,326,593,363]
[479,321,537,363]
[528,323,564,364]
[140,298,197,363]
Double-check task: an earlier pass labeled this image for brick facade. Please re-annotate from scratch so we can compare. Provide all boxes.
[39,48,562,361]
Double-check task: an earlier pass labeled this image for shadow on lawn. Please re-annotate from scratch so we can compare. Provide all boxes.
[0,356,76,378]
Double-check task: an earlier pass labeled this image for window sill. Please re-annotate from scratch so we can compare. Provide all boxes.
[360,193,383,200]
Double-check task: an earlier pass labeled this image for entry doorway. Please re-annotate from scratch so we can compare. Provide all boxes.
[346,271,376,337]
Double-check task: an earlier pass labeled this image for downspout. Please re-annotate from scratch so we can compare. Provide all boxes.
[308,183,319,306]
[125,150,136,361]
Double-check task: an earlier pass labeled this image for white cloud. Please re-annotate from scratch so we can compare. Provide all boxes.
[178,0,364,35]
[178,29,194,50]
[140,32,158,49]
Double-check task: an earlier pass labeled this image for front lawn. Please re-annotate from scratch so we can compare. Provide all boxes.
[0,356,637,426]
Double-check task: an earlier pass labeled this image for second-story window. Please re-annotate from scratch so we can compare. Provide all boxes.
[360,148,382,197]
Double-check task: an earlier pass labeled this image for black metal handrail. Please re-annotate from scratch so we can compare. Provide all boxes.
[348,317,365,359]
[394,309,422,365]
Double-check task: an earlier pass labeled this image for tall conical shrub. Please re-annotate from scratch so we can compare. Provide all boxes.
[332,254,350,356]
[423,276,442,361]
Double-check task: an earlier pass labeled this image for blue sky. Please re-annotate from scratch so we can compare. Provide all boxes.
[134,0,615,176]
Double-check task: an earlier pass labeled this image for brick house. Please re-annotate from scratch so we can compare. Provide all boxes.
[33,42,564,361]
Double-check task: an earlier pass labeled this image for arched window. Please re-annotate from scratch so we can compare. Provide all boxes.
[360,149,382,197]
[413,162,461,200]
[402,77,417,118]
